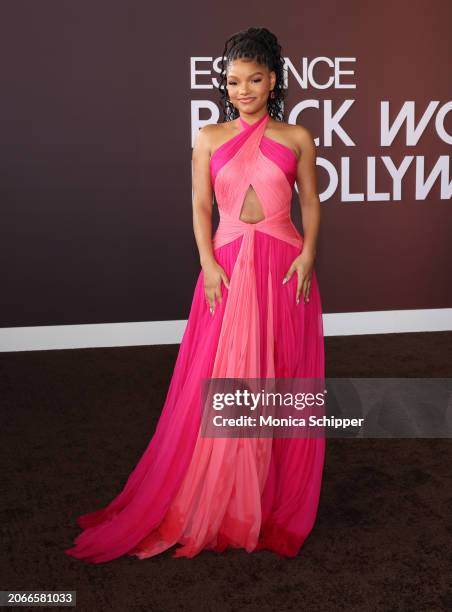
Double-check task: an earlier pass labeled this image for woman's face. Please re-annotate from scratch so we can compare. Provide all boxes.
[225,58,276,115]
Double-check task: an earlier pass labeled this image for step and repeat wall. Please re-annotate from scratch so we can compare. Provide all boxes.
[1,1,450,332]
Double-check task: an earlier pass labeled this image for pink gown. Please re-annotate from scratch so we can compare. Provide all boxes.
[64,112,325,562]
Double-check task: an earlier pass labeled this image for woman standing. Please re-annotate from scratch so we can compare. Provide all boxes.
[65,26,325,562]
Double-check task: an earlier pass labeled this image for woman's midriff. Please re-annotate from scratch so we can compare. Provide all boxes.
[238,185,266,224]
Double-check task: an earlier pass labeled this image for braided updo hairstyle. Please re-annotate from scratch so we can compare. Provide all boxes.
[217,27,286,123]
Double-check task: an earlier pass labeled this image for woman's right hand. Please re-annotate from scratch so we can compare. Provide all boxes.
[202,259,230,314]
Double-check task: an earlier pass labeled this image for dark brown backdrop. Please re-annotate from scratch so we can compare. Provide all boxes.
[1,0,450,328]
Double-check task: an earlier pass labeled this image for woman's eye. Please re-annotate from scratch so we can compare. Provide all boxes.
[227,79,262,85]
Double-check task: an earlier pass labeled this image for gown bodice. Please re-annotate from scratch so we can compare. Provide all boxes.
[209,112,303,251]
[210,112,298,220]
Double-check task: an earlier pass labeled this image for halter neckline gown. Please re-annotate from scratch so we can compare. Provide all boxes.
[65,112,325,562]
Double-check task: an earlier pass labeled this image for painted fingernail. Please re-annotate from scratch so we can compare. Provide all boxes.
[282,278,287,284]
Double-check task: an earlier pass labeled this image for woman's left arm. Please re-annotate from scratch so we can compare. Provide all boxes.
[296,126,321,260]
[283,126,321,304]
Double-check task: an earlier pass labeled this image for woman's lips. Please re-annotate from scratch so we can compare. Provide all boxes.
[238,97,255,104]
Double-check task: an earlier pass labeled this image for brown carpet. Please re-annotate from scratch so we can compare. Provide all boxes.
[1,331,451,611]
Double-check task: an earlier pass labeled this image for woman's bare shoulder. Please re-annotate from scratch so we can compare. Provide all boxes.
[275,121,316,159]
[194,124,218,157]
[288,123,315,152]
[198,121,239,156]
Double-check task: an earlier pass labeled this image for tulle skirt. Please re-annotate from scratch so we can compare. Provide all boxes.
[65,231,325,563]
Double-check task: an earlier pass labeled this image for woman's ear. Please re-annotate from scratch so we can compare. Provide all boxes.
[270,70,277,91]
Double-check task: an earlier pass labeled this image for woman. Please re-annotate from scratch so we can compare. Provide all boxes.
[65,26,325,562]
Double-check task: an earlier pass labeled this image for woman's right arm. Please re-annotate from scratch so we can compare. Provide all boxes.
[192,126,230,314]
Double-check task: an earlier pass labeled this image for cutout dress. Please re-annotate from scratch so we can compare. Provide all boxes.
[65,112,325,562]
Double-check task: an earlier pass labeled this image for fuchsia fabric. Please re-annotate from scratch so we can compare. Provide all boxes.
[65,112,325,563]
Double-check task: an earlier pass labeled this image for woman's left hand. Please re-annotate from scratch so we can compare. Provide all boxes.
[282,249,316,304]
